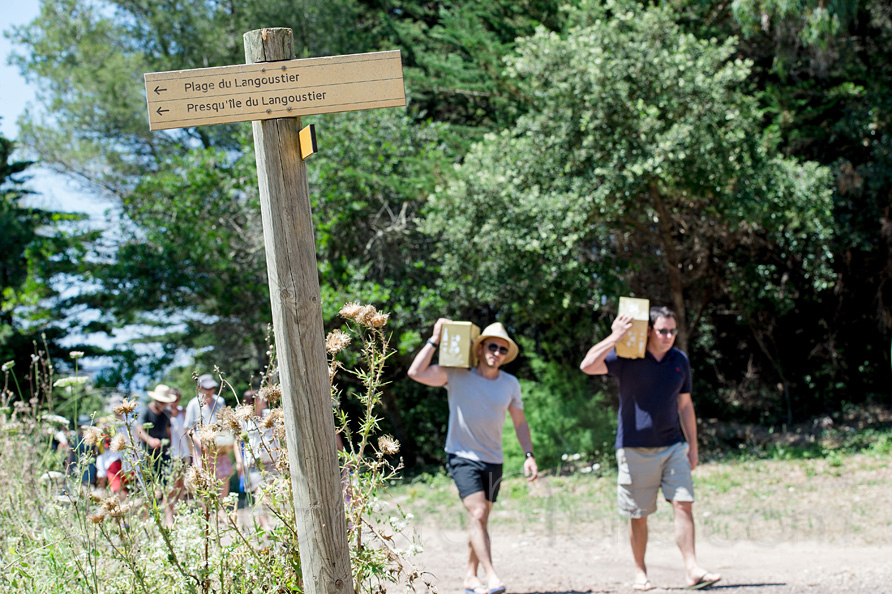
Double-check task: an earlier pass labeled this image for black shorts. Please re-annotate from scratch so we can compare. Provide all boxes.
[447,454,504,502]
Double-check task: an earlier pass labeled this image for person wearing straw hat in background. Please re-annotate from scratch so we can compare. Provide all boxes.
[136,384,176,476]
[409,319,538,594]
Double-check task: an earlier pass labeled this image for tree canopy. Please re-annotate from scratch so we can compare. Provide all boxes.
[3,0,890,466]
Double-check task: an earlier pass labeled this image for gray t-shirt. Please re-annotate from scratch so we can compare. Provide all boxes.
[443,368,523,464]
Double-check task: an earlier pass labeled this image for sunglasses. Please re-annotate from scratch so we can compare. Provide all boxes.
[486,343,510,355]
[654,328,678,337]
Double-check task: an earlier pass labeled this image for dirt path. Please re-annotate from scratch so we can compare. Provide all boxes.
[412,528,892,594]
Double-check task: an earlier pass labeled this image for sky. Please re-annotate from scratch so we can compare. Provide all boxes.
[1,1,39,140]
[1,0,156,377]
[1,0,113,220]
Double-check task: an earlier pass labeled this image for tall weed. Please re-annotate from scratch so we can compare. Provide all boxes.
[0,304,429,594]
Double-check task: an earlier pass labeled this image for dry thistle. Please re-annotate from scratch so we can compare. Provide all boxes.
[198,424,219,448]
[109,434,127,452]
[368,313,389,328]
[261,408,283,429]
[184,466,218,494]
[108,502,135,518]
[235,404,254,423]
[83,426,103,447]
[356,305,378,327]
[88,512,107,524]
[101,496,119,512]
[325,329,351,355]
[377,435,400,456]
[273,422,287,443]
[339,302,364,319]
[113,398,138,415]
[258,384,281,406]
[217,407,242,434]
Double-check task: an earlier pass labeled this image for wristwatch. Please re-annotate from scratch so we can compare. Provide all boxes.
[525,452,535,459]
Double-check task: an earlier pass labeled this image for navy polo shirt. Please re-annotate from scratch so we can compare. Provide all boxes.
[605,347,691,449]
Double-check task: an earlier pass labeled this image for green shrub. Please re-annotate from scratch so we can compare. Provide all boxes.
[503,348,616,472]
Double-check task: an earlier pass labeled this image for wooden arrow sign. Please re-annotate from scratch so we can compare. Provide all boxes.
[144,50,405,131]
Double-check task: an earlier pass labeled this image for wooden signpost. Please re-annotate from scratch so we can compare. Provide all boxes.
[144,28,406,594]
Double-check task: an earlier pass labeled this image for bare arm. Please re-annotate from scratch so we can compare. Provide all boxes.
[234,437,243,473]
[579,314,634,375]
[136,422,161,449]
[508,405,538,481]
[677,392,698,471]
[407,317,451,387]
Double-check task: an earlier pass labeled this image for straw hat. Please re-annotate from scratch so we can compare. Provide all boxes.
[147,384,176,403]
[472,322,519,364]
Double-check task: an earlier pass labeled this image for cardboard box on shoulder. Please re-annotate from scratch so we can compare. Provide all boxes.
[438,321,480,368]
[615,297,649,359]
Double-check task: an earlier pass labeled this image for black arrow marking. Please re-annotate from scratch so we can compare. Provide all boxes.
[154,86,167,95]
[156,107,169,116]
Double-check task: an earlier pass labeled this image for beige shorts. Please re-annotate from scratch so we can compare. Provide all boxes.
[616,442,694,518]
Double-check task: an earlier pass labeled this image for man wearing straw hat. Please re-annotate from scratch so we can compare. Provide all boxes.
[409,319,538,594]
[136,384,176,476]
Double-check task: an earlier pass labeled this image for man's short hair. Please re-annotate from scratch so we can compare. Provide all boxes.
[649,306,676,327]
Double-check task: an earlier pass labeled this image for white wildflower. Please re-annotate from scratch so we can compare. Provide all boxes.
[42,414,70,426]
[53,376,88,388]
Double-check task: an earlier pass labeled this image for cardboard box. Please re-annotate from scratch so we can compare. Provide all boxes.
[615,297,650,359]
[438,321,480,368]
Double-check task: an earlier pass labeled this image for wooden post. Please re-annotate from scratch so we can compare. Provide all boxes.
[244,28,354,594]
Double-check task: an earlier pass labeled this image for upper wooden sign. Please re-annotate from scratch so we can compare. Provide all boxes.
[145,50,405,131]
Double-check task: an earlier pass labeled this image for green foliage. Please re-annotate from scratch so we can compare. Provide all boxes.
[502,346,615,471]
[425,0,835,422]
[377,0,565,131]
[77,144,271,383]
[731,0,860,52]
[0,128,99,385]
[3,0,891,461]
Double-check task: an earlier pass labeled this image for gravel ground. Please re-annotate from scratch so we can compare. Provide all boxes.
[411,527,892,594]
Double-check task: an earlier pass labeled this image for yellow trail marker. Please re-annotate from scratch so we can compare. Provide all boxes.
[299,124,317,160]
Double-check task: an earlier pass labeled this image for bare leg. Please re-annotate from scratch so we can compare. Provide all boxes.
[465,543,482,590]
[461,492,502,590]
[630,517,650,587]
[672,500,721,586]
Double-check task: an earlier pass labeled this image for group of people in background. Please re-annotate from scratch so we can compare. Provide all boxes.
[61,373,275,526]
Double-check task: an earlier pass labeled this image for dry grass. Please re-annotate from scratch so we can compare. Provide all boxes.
[386,446,892,547]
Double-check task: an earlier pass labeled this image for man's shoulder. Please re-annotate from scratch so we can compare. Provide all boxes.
[497,370,520,385]
[444,367,469,381]
[668,347,690,363]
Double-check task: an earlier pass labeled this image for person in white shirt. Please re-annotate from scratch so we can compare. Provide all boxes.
[185,374,233,497]
[168,387,191,463]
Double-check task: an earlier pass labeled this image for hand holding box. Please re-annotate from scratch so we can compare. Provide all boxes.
[615,297,649,359]
[438,322,481,368]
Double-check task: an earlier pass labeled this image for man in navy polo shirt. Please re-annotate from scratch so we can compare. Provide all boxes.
[580,306,721,591]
